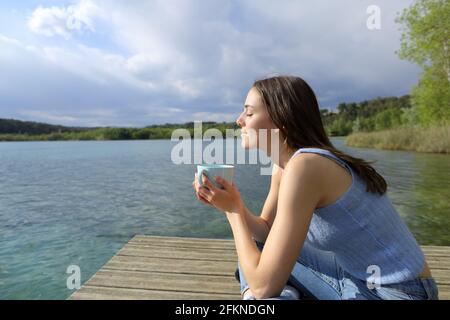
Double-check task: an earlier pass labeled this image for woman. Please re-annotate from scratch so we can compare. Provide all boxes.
[192,75,439,300]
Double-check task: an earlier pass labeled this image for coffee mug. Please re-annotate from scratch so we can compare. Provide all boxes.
[197,164,235,189]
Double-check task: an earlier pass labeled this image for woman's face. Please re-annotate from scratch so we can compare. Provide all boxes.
[236,87,279,150]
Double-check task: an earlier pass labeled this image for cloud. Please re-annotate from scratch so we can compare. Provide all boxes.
[0,0,421,127]
[189,112,238,123]
[28,0,103,38]
[0,34,22,46]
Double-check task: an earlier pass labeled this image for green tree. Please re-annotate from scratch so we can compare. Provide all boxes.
[328,117,353,136]
[401,106,421,127]
[359,117,375,132]
[396,0,450,126]
[352,117,362,132]
[374,108,404,131]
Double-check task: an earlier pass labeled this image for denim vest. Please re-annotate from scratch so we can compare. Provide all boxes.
[292,148,425,284]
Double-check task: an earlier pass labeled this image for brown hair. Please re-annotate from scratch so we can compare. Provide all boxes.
[253,75,387,195]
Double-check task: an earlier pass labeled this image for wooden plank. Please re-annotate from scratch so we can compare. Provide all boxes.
[438,285,450,300]
[133,235,234,243]
[423,252,450,259]
[131,235,235,249]
[429,269,450,284]
[104,255,237,276]
[425,257,450,269]
[127,242,236,251]
[125,242,236,252]
[421,246,450,252]
[423,248,450,254]
[422,251,450,257]
[69,286,240,300]
[83,269,239,295]
[118,246,237,262]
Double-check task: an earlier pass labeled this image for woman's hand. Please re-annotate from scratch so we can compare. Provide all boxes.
[192,173,213,207]
[192,172,244,214]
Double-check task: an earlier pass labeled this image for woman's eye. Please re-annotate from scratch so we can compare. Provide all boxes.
[246,114,253,117]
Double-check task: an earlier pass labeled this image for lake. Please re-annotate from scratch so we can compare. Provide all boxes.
[0,137,448,299]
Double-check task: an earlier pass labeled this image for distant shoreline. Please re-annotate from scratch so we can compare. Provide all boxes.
[2,128,449,156]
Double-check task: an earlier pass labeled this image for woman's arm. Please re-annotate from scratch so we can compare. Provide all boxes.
[226,154,323,299]
[241,163,283,243]
[239,206,270,243]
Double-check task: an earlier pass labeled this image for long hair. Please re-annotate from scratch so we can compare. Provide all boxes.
[253,75,387,195]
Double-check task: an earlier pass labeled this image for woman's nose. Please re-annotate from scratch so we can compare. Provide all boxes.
[236,113,244,127]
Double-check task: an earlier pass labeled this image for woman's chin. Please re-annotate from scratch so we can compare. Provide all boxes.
[241,142,257,150]
[240,141,249,149]
[240,136,257,149]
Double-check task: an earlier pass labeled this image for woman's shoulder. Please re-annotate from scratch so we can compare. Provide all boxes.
[287,151,332,173]
[279,154,326,208]
[284,152,328,184]
[286,151,353,208]
[289,149,350,174]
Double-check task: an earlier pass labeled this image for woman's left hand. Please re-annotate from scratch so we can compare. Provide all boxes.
[195,172,244,214]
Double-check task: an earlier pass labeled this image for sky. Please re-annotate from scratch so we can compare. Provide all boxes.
[0,0,420,127]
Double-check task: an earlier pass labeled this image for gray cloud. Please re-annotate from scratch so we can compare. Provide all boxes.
[0,0,420,127]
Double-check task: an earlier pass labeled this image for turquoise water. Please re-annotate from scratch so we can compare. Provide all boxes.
[0,138,448,299]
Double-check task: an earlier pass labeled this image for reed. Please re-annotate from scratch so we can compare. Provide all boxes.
[346,126,450,154]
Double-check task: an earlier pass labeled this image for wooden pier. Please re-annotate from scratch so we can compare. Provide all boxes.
[69,235,449,300]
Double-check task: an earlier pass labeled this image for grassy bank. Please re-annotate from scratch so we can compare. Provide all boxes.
[346,126,450,154]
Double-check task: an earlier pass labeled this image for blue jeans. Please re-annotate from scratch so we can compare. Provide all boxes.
[238,240,439,300]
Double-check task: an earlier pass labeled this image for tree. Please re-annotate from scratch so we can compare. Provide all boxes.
[374,108,404,131]
[396,0,450,126]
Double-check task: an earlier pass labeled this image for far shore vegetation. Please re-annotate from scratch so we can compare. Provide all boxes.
[0,1,448,154]
[348,0,449,154]
[347,126,449,154]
